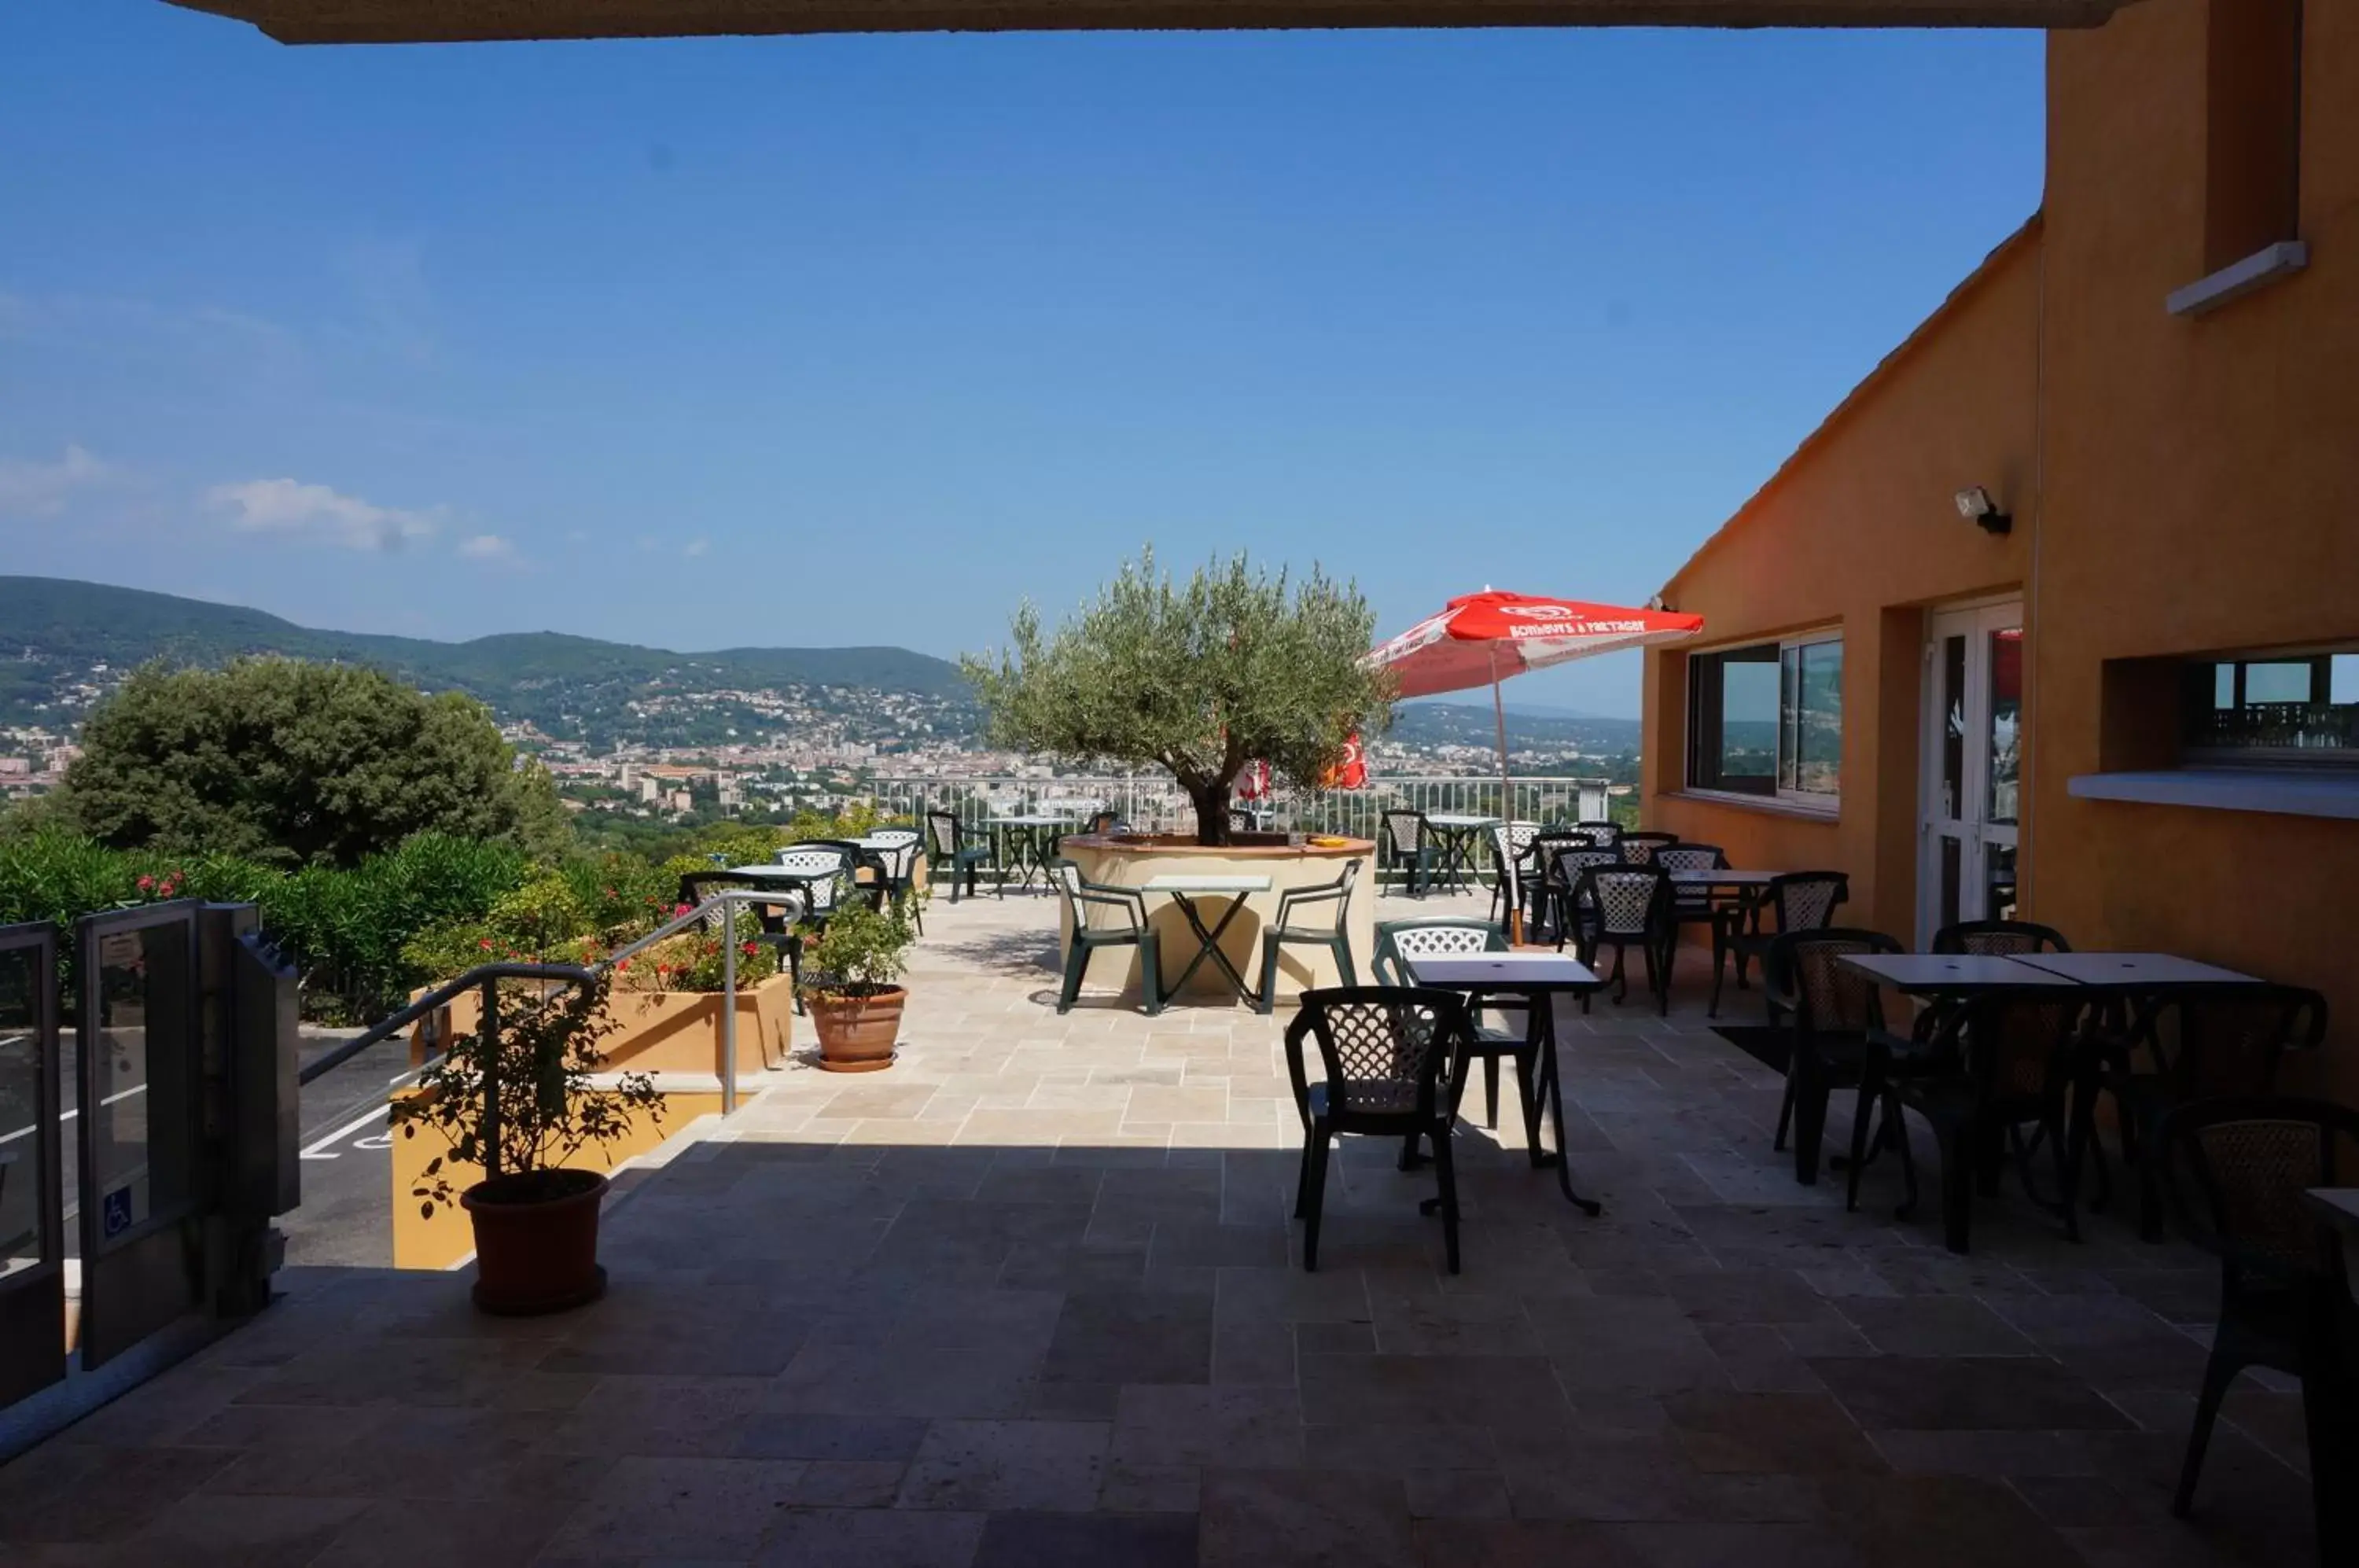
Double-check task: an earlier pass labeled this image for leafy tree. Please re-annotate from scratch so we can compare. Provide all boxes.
[961,550,1393,845]
[58,657,570,868]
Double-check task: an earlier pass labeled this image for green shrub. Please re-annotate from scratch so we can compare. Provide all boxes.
[557,852,676,939]
[800,898,913,999]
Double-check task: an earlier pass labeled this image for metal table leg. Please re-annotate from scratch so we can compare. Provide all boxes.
[1158,893,1257,1006]
[1436,826,1482,892]
[1526,990,1603,1215]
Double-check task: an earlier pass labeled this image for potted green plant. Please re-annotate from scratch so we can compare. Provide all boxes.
[388,973,664,1315]
[800,898,914,1073]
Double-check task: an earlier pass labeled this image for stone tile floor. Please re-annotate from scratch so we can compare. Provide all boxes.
[0,886,2319,1565]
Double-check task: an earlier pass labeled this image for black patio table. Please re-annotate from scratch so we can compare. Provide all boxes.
[1402,950,1607,1215]
[724,862,844,905]
[1834,951,2085,997]
[1421,813,1501,893]
[985,813,1070,893]
[1836,949,2275,1235]
[2011,951,2262,989]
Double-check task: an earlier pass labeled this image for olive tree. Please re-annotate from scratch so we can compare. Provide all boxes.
[60,657,571,869]
[961,550,1393,845]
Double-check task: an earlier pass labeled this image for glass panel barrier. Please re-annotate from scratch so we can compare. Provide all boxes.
[83,921,197,1248]
[0,946,42,1282]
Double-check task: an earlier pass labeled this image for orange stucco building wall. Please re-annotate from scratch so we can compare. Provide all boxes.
[1642,0,2359,1091]
[2030,0,2359,1094]
[1641,221,2041,945]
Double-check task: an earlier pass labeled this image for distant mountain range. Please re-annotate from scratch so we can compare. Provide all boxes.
[1386,701,1640,753]
[0,576,1645,759]
[0,576,973,745]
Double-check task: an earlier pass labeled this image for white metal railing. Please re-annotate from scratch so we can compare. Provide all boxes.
[865,774,1614,845]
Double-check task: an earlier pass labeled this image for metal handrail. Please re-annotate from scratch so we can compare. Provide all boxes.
[300,889,802,1161]
[296,963,594,1088]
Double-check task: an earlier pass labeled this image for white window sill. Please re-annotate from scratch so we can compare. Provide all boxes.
[2067,767,2359,822]
[2166,241,2307,318]
[1662,790,1841,823]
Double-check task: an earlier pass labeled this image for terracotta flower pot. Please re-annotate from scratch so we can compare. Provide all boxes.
[461,1168,609,1316]
[807,985,906,1073]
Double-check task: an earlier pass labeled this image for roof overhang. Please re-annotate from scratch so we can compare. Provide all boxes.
[167,0,2140,44]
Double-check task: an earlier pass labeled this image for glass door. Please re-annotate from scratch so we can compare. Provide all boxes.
[1919,604,2023,948]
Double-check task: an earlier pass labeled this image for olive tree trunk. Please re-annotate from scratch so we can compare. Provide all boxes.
[1186,778,1234,847]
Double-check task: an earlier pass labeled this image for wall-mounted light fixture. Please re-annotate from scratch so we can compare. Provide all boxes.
[1953,486,2012,536]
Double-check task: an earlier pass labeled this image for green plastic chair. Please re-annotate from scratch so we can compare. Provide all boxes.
[1255,859,1363,1014]
[926,810,1002,902]
[1049,859,1162,1015]
[1379,810,1441,898]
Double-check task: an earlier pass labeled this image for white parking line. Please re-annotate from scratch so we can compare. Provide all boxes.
[0,1081,149,1145]
[299,1103,390,1161]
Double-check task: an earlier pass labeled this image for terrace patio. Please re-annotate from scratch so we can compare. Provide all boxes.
[0,885,2317,1566]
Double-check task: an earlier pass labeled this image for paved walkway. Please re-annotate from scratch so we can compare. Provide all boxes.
[0,887,2317,1565]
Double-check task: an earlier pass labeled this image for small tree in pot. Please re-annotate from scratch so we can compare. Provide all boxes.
[389,973,663,1315]
[960,548,1396,846]
[800,897,915,1073]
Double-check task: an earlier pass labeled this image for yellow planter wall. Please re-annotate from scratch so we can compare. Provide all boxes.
[414,971,797,1077]
[390,1088,723,1272]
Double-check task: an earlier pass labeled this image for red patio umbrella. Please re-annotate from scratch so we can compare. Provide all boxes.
[1367,591,1705,937]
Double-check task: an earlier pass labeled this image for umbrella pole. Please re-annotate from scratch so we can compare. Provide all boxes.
[1491,649,1522,944]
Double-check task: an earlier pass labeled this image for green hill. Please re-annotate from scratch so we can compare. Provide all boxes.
[0,576,973,745]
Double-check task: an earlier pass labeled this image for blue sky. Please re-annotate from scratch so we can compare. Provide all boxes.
[0,4,2044,716]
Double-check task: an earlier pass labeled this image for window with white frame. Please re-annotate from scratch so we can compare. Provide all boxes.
[1685,632,1842,804]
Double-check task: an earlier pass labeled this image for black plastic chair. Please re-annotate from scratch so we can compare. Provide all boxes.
[1934,918,2071,956]
[1569,863,1676,1015]
[1518,833,1584,939]
[1617,830,1680,865]
[1485,821,1542,929]
[798,840,893,916]
[1048,859,1161,1016]
[1283,986,1470,1273]
[675,870,814,1004]
[926,810,1002,902]
[1379,810,1439,898]
[1761,928,1901,1186]
[1257,859,1364,1015]
[864,827,925,933]
[2156,1095,2359,1522]
[1372,916,1533,1139]
[1654,842,1732,946]
[1570,821,1621,848]
[1543,846,1621,950]
[2092,983,2328,1242]
[1710,870,1849,1019]
[1871,986,2095,1253]
[773,843,865,922]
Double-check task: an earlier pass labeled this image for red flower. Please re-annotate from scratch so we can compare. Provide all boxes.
[604,887,617,899]
[478,938,494,951]
[657,963,672,976]
[742,941,758,956]
[136,874,155,892]
[616,959,631,973]
[673,902,692,916]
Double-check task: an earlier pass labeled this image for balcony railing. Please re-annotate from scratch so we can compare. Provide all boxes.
[864,773,1614,843]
